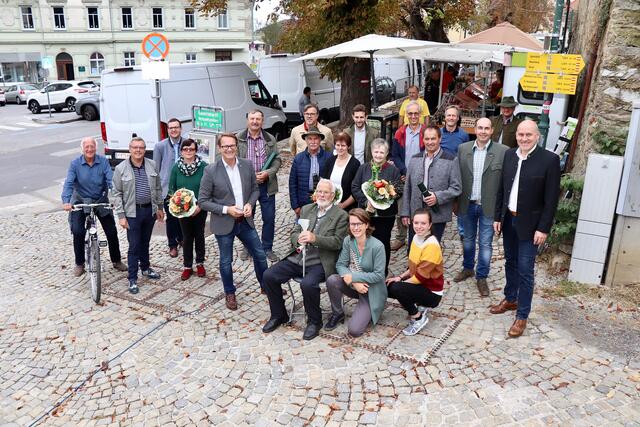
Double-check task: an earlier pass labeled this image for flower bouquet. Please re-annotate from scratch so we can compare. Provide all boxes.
[361,164,397,211]
[168,188,198,218]
[311,186,342,206]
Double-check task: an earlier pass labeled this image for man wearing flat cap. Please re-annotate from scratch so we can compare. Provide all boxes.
[289,126,332,217]
[491,96,522,148]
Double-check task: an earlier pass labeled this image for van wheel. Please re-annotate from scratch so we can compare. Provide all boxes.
[66,97,76,112]
[82,105,98,121]
[29,100,41,114]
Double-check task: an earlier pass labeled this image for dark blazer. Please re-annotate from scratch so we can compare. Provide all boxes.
[495,147,561,240]
[320,155,361,208]
[287,203,349,277]
[491,115,523,148]
[352,161,403,217]
[343,124,379,164]
[457,141,509,218]
[198,157,260,235]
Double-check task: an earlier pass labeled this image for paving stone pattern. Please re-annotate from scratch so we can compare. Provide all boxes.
[1,146,639,426]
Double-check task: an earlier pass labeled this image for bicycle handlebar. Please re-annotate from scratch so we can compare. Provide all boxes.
[72,203,114,211]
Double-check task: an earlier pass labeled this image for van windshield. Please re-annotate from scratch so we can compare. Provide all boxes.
[248,80,273,108]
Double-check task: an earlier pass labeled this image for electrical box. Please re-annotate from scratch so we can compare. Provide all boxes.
[568,154,624,284]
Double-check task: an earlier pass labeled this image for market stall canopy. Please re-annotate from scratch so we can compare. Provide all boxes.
[406,42,528,65]
[459,22,543,51]
[291,34,442,61]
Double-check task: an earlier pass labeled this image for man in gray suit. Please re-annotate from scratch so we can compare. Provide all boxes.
[261,179,349,341]
[401,126,462,244]
[454,118,508,296]
[198,133,268,311]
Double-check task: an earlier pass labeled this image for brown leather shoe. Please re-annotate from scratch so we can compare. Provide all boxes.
[476,278,490,297]
[453,269,474,283]
[489,299,517,314]
[225,293,238,310]
[390,240,405,251]
[169,247,178,258]
[508,319,527,337]
[73,264,85,277]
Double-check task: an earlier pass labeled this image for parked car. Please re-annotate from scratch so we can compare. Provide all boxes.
[4,83,38,104]
[374,77,396,104]
[0,88,5,106]
[75,94,100,121]
[27,80,99,114]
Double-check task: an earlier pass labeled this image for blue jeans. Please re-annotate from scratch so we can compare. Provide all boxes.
[462,203,494,279]
[502,212,538,320]
[215,219,268,295]
[457,215,464,238]
[257,183,276,252]
[126,206,156,281]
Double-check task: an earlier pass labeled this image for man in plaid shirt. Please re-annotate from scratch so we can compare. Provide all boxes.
[236,110,282,263]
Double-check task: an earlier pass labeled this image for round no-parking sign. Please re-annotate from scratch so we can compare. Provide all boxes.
[141,33,170,60]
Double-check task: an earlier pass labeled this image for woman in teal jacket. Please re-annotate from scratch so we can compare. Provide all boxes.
[168,139,207,281]
[325,208,387,337]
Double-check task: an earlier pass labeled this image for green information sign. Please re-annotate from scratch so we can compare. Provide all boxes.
[193,106,224,132]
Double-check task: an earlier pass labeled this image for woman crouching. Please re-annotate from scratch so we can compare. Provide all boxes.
[386,208,443,336]
[325,208,387,337]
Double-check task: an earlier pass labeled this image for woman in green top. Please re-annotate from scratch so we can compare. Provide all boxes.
[325,208,387,337]
[168,139,208,280]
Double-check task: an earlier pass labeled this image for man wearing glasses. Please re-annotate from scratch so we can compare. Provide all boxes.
[289,104,334,156]
[153,118,184,258]
[198,134,269,311]
[112,137,164,294]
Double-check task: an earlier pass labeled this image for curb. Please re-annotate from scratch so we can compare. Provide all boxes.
[32,115,82,124]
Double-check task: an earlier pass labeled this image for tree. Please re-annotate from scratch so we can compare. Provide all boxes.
[257,20,284,54]
[472,0,554,33]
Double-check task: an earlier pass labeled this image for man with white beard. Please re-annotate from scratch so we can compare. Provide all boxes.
[261,179,349,341]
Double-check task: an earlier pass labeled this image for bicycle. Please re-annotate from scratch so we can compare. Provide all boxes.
[72,203,113,303]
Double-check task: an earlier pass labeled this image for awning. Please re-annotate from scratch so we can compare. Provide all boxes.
[202,44,247,51]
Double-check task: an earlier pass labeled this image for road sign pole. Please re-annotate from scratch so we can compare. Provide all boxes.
[46,80,52,119]
[539,37,553,147]
[154,79,161,143]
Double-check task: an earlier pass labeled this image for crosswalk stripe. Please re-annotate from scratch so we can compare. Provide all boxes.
[0,124,23,131]
[15,121,44,128]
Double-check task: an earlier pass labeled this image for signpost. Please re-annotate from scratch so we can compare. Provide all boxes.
[191,105,225,163]
[41,56,54,118]
[141,32,170,144]
[519,72,579,95]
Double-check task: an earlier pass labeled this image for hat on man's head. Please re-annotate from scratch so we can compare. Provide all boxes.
[302,126,325,140]
[497,96,518,108]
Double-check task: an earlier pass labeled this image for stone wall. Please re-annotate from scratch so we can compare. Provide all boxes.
[569,0,640,175]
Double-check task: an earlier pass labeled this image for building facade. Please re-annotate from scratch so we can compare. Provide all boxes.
[0,0,253,83]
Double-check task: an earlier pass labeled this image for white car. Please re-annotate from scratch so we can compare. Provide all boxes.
[4,83,39,104]
[0,88,6,106]
[27,80,99,114]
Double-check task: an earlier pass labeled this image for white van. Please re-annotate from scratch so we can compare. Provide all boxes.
[100,61,287,166]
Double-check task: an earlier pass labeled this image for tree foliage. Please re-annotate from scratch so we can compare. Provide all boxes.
[472,0,554,33]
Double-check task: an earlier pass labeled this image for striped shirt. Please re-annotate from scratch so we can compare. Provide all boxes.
[131,160,152,205]
[247,133,267,172]
[470,141,490,202]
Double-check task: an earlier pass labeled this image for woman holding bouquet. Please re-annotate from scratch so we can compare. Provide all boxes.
[321,132,360,211]
[386,208,443,336]
[168,139,208,280]
[325,208,387,337]
[351,138,402,276]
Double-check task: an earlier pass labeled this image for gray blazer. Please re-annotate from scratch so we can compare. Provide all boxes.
[401,150,462,224]
[198,157,260,235]
[112,159,163,219]
[153,136,182,198]
[287,203,349,278]
[457,141,508,218]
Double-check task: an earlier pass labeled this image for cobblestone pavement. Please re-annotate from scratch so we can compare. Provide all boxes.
[1,149,639,426]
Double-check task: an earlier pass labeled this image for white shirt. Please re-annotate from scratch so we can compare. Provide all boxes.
[353,126,366,163]
[222,157,244,214]
[329,155,350,196]
[508,145,536,212]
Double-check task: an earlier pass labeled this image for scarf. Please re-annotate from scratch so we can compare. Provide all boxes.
[177,156,202,176]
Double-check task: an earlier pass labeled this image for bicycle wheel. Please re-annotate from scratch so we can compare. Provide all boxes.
[88,238,102,303]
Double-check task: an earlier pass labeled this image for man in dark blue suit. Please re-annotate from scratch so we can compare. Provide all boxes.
[491,120,560,338]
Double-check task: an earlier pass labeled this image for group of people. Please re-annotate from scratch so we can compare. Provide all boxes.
[62,92,559,341]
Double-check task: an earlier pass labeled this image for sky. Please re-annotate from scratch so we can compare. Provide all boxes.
[252,0,284,29]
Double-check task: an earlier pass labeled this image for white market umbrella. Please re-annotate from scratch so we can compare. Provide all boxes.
[293,34,442,108]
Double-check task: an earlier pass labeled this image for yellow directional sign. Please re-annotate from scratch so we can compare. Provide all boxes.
[525,53,585,75]
[520,71,579,95]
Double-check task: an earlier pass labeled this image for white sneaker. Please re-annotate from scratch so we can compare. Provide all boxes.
[402,313,429,336]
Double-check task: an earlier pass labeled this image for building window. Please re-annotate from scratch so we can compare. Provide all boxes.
[124,52,135,67]
[215,50,232,62]
[217,10,228,29]
[21,6,34,30]
[152,8,163,28]
[186,53,197,63]
[90,52,105,75]
[121,7,133,29]
[87,7,100,30]
[184,8,195,29]
[53,7,66,29]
